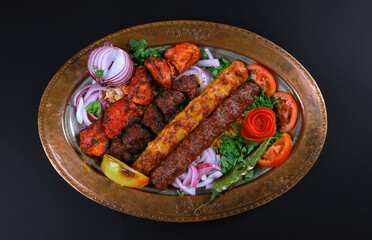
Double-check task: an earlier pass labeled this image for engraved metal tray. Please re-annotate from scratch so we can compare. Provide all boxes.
[38,20,327,222]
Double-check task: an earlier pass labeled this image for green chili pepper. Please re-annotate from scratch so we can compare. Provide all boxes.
[195,137,274,212]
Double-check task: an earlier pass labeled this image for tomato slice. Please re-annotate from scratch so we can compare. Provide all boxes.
[273,92,298,133]
[246,64,276,96]
[258,132,292,167]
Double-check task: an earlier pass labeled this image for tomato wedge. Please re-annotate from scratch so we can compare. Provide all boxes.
[273,92,298,133]
[258,132,292,167]
[247,64,276,96]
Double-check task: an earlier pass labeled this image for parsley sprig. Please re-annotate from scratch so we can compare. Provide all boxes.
[244,89,277,114]
[85,101,102,120]
[92,65,104,78]
[128,39,165,66]
[177,190,185,197]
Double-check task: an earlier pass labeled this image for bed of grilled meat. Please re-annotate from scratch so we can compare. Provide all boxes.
[132,60,249,175]
[103,96,140,138]
[128,66,152,105]
[151,82,260,191]
[164,43,200,74]
[144,56,177,88]
[171,74,199,101]
[79,120,109,157]
[155,89,186,122]
[106,123,155,163]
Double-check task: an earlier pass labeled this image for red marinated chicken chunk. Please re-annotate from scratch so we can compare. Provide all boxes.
[103,96,139,138]
[128,66,152,105]
[144,56,177,88]
[79,120,109,157]
[164,43,200,74]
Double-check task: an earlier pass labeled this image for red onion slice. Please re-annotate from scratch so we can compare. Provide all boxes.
[76,98,84,124]
[195,59,220,67]
[204,48,214,59]
[183,166,192,186]
[190,165,199,188]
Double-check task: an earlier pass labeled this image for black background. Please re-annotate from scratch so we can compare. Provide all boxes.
[2,0,371,239]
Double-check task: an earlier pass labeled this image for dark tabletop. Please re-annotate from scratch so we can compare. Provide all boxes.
[2,0,371,239]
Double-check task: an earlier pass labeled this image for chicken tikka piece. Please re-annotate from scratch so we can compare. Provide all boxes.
[103,96,140,138]
[164,43,201,74]
[128,66,152,105]
[79,120,109,157]
[144,56,177,88]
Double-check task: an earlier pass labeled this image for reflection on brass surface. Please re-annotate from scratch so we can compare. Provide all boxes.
[38,20,327,222]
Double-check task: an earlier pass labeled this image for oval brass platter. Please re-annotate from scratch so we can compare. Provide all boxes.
[38,20,327,222]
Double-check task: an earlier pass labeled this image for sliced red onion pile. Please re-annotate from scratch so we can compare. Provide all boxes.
[87,42,134,87]
[73,83,124,126]
[172,147,223,195]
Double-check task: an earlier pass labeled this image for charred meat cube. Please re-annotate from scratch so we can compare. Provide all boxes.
[106,124,155,163]
[106,138,132,163]
[171,74,199,101]
[141,103,166,133]
[103,96,140,138]
[164,43,201,74]
[155,90,186,122]
[121,123,155,155]
[144,56,177,88]
[79,120,109,157]
[128,66,152,105]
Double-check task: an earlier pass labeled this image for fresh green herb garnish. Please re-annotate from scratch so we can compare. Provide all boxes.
[128,39,165,66]
[85,101,102,120]
[110,136,119,140]
[218,131,259,173]
[177,190,185,197]
[244,170,254,182]
[92,65,104,78]
[244,89,277,114]
[93,139,99,143]
[209,58,232,78]
[202,51,208,60]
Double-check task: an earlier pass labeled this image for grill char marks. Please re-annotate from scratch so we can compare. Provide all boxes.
[144,56,177,88]
[164,43,201,74]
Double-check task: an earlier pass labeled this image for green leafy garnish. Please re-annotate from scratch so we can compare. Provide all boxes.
[85,101,102,120]
[177,190,185,197]
[244,170,254,182]
[93,139,99,143]
[92,65,104,78]
[128,39,165,66]
[218,131,259,173]
[244,89,277,114]
[209,58,232,78]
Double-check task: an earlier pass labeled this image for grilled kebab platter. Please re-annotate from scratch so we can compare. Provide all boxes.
[38,21,327,222]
